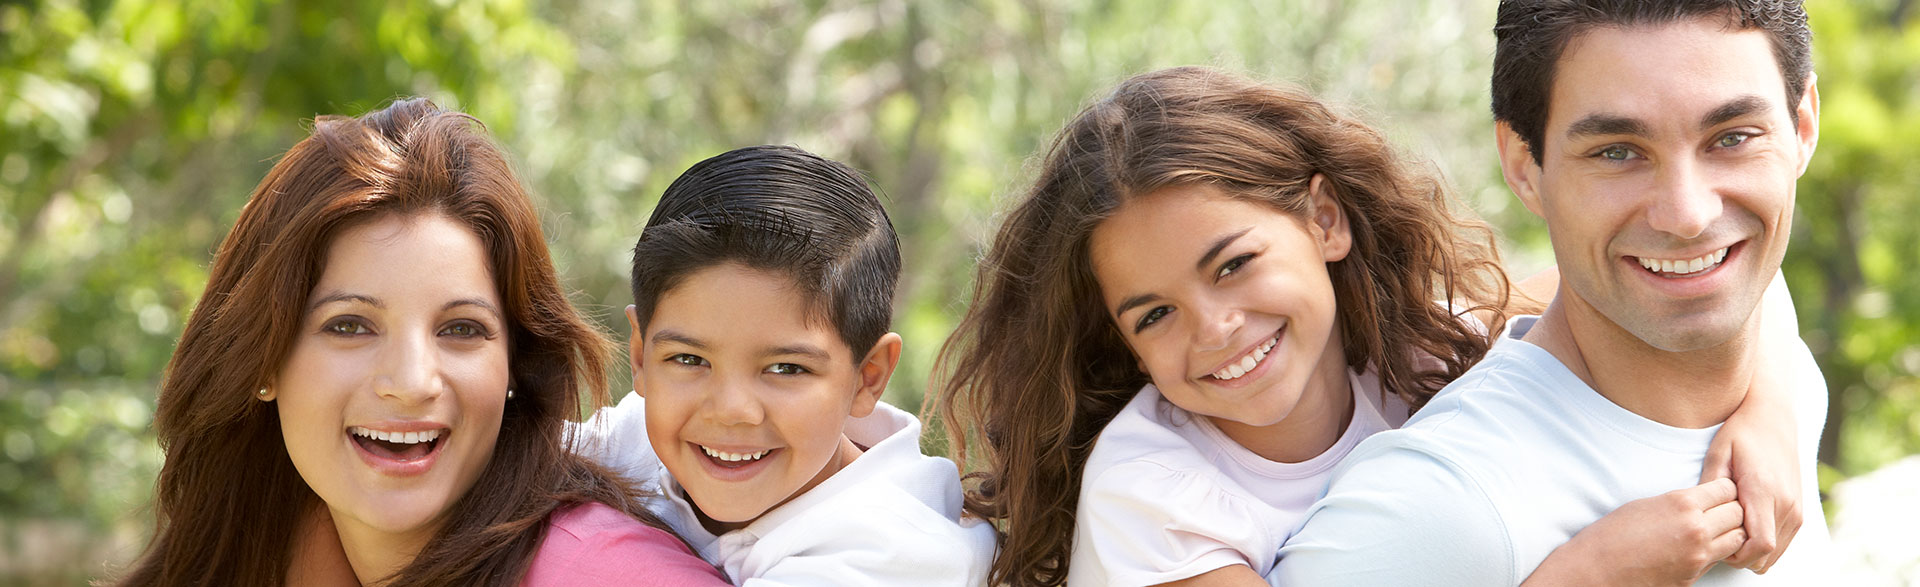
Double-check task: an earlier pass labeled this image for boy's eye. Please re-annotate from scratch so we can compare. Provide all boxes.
[668,354,708,367]
[438,320,489,339]
[765,363,809,376]
[1216,253,1253,280]
[1134,306,1172,333]
[321,317,372,336]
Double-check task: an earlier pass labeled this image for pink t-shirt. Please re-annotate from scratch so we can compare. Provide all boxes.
[523,502,729,586]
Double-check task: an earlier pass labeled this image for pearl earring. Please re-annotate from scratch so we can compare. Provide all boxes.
[506,388,515,400]
[256,387,271,400]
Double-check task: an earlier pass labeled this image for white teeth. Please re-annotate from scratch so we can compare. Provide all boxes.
[1212,335,1280,381]
[1637,247,1730,275]
[349,426,441,444]
[700,445,771,462]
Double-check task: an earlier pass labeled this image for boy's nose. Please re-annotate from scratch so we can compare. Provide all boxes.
[706,381,765,426]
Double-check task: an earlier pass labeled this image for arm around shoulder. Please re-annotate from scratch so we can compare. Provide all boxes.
[1271,443,1514,587]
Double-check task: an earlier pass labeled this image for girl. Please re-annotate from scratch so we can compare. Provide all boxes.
[115,99,726,586]
[932,67,1800,586]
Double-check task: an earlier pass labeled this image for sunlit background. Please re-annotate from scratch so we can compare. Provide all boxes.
[1,0,1915,583]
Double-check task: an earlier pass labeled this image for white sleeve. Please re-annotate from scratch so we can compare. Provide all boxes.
[569,391,664,489]
[1271,441,1515,586]
[1072,461,1277,587]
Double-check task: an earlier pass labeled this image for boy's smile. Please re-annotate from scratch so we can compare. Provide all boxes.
[631,263,887,532]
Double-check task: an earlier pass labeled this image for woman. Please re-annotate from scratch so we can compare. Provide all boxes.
[116,99,727,586]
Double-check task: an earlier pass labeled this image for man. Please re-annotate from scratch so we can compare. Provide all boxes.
[1271,1,1830,584]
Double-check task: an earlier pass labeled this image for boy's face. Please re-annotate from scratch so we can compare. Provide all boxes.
[630,263,890,530]
[1498,17,1818,352]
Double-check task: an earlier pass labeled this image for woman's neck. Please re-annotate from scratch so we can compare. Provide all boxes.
[331,508,441,586]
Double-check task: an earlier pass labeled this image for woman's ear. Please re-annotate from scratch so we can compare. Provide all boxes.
[1308,174,1352,262]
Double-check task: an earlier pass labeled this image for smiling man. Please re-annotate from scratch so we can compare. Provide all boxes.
[1271,1,1831,584]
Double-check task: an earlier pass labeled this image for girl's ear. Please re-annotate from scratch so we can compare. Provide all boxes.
[626,305,646,398]
[850,332,903,418]
[1308,174,1352,262]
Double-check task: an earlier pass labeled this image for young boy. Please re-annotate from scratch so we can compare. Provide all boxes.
[577,145,996,585]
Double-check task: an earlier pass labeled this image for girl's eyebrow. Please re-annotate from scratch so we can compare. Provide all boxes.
[1195,227,1254,272]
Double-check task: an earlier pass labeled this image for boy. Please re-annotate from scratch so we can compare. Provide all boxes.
[579,145,995,586]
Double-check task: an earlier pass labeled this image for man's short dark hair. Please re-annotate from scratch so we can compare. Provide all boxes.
[1491,0,1813,164]
[630,145,900,358]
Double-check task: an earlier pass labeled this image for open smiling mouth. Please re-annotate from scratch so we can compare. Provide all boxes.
[1207,329,1282,381]
[1634,245,1732,278]
[349,426,445,462]
[698,444,776,469]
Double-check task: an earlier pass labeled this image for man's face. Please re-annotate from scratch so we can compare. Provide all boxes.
[1500,17,1818,352]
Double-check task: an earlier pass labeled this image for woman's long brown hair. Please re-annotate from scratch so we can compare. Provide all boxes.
[115,98,672,586]
[930,67,1513,586]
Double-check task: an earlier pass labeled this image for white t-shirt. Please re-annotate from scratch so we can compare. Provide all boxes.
[1271,315,1833,585]
[573,394,997,586]
[1067,368,1411,587]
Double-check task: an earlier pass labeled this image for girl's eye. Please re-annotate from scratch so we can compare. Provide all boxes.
[1135,306,1172,333]
[1216,254,1253,280]
[766,363,809,376]
[1716,132,1752,148]
[439,321,489,339]
[1596,145,1637,162]
[669,354,708,367]
[321,318,371,336]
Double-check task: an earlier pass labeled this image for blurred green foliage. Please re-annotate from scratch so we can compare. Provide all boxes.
[0,0,1911,582]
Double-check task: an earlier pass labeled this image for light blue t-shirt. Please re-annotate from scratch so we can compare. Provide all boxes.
[1271,316,1831,585]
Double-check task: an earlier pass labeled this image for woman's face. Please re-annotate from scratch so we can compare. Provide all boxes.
[275,213,509,544]
[1088,182,1350,431]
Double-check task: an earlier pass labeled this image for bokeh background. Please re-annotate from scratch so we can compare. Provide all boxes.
[1,0,1916,583]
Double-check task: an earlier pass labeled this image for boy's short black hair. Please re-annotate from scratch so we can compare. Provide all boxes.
[630,145,901,358]
[1491,0,1812,165]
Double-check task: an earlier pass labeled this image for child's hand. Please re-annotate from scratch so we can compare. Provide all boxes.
[1521,478,1745,586]
[1701,383,1801,573]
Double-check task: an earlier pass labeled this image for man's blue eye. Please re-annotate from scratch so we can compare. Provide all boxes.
[1717,133,1750,148]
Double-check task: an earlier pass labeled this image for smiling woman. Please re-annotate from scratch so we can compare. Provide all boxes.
[110,99,727,586]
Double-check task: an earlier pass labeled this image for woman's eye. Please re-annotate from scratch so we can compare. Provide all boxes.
[439,321,488,338]
[1216,254,1253,279]
[766,363,809,376]
[321,318,371,336]
[1716,132,1752,148]
[669,354,708,367]
[1135,306,1172,333]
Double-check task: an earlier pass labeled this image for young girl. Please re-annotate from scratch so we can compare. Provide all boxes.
[932,67,1801,586]
[115,99,725,586]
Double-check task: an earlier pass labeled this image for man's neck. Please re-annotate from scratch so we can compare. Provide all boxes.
[1521,294,1759,429]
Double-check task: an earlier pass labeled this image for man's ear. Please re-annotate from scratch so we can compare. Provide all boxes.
[1306,174,1351,263]
[626,305,646,398]
[850,332,903,418]
[1794,74,1820,177]
[1497,121,1547,218]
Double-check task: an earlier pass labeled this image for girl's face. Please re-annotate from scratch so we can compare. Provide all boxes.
[1089,181,1351,434]
[274,213,509,547]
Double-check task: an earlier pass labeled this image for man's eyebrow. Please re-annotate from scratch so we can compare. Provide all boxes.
[1700,95,1771,130]
[1565,114,1649,139]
